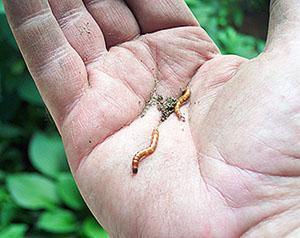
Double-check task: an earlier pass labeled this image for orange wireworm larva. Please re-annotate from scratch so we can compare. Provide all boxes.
[175,88,191,122]
[132,128,159,174]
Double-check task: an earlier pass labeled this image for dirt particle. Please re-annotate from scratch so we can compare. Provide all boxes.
[141,80,179,122]
[158,97,177,122]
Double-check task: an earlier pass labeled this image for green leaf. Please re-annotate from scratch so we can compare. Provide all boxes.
[0,122,23,139]
[17,77,43,106]
[7,173,60,210]
[0,14,17,49]
[57,173,84,210]
[0,224,28,238]
[0,188,18,226]
[0,1,4,14]
[0,200,18,227]
[37,209,78,234]
[185,0,198,7]
[82,218,109,238]
[233,10,244,27]
[257,40,266,53]
[0,187,8,203]
[29,132,67,178]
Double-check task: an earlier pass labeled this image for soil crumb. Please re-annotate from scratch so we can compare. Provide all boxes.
[141,80,178,122]
[158,97,177,122]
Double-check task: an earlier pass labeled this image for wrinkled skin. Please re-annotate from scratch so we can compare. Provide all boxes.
[4,0,300,237]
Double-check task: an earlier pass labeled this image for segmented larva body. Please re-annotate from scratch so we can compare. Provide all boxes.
[175,88,191,122]
[132,128,159,174]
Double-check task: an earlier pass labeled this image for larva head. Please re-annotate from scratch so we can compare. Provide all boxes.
[132,167,138,174]
[132,158,139,175]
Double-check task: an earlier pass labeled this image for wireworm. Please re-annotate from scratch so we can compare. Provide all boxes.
[132,128,159,174]
[175,88,191,122]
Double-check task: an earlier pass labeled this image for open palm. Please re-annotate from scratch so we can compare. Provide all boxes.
[4,0,300,237]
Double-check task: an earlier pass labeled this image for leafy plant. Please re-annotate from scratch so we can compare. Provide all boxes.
[29,132,67,178]
[56,173,84,211]
[187,0,266,58]
[0,0,268,237]
[37,209,78,234]
[7,173,60,210]
[0,224,28,238]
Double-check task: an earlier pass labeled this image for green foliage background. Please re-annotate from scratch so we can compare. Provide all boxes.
[0,1,269,237]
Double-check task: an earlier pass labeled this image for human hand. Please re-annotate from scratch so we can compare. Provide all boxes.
[4,0,300,237]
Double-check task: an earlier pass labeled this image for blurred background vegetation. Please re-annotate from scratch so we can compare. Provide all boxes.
[0,0,269,237]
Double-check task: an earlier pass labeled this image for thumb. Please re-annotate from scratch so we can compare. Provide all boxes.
[265,0,300,53]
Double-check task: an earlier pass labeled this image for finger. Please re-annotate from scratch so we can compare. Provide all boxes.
[266,0,300,52]
[124,0,198,33]
[3,0,88,127]
[83,0,140,48]
[48,0,107,64]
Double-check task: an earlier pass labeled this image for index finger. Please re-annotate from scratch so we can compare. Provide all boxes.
[3,0,90,127]
[125,0,198,33]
